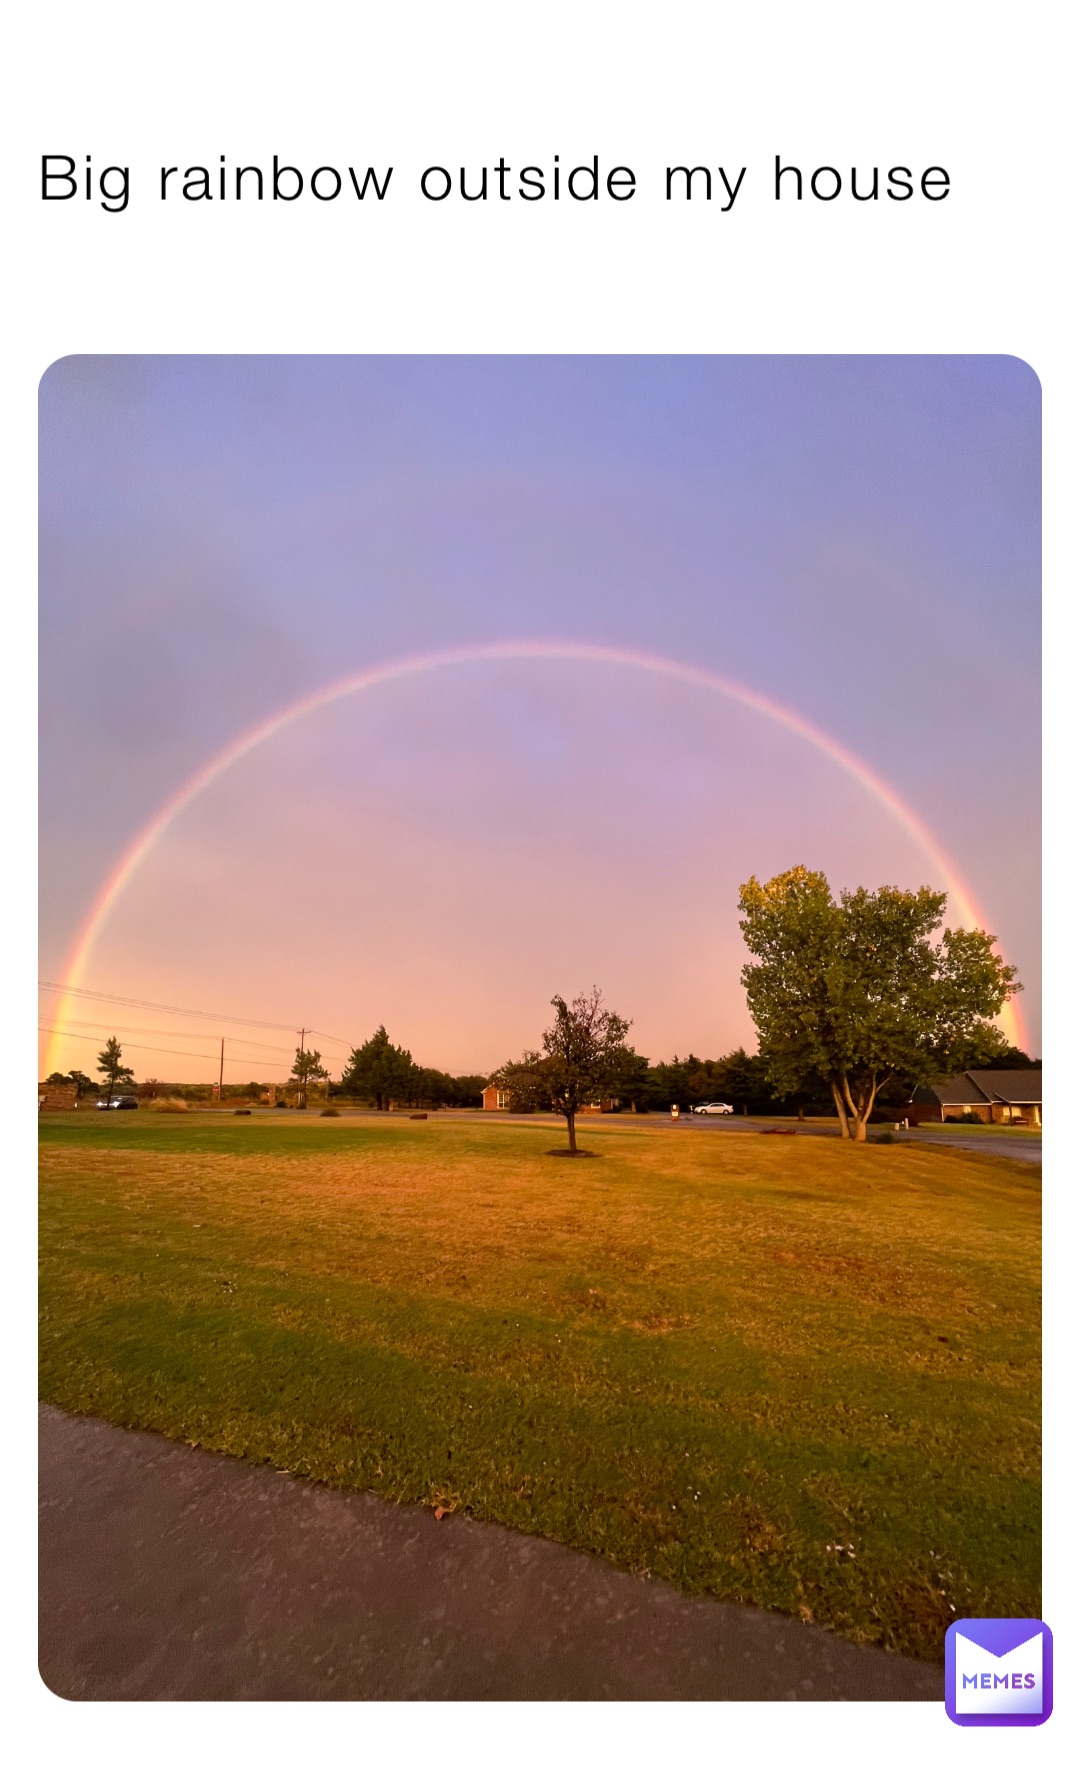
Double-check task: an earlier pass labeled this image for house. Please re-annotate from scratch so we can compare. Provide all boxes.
[908,1069,1041,1127]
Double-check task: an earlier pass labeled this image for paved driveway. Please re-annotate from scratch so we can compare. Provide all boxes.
[897,1130,1042,1163]
[669,1117,1042,1163]
[39,1406,941,1702]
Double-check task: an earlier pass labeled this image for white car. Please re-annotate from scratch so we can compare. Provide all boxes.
[692,1101,734,1115]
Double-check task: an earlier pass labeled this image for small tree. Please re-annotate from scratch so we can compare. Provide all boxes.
[738,866,1020,1142]
[290,1046,328,1109]
[492,988,635,1154]
[96,1037,134,1106]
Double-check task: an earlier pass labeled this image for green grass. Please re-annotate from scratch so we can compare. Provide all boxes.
[39,1111,1040,1661]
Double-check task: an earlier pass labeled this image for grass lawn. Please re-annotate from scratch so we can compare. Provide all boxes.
[39,1112,1040,1661]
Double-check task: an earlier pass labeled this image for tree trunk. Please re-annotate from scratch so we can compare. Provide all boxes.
[851,1092,878,1143]
[830,1080,851,1139]
[567,1111,577,1154]
[846,1076,879,1143]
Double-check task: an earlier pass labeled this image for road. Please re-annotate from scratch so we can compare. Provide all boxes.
[39,1406,941,1703]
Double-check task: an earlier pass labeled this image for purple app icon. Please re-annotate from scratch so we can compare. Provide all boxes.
[945,1618,1052,1726]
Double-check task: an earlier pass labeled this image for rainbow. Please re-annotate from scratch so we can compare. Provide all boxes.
[44,639,1024,1068]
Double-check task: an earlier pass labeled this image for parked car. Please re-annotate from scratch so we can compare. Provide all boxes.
[692,1101,734,1115]
[96,1095,139,1110]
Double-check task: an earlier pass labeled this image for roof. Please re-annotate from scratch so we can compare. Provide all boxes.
[925,1073,988,1106]
[965,1069,1042,1105]
[927,1069,1042,1106]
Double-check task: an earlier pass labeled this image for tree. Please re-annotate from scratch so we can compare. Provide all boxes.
[447,1073,489,1109]
[96,1036,134,1105]
[969,1045,1040,1070]
[492,988,635,1154]
[738,866,1020,1143]
[290,1045,328,1109]
[45,1068,96,1097]
[338,1026,417,1110]
[708,1047,781,1116]
[615,1048,780,1116]
[612,1049,653,1113]
[402,1067,489,1109]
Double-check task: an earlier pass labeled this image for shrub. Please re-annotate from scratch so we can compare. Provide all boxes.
[320,1107,340,1117]
[149,1097,188,1113]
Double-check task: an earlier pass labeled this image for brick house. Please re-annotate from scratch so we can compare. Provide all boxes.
[907,1069,1042,1127]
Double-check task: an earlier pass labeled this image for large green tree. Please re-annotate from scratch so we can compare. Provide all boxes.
[738,866,1019,1142]
[338,1026,417,1110]
[492,988,636,1154]
[96,1037,134,1105]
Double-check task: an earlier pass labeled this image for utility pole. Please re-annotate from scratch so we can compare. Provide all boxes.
[218,1037,225,1099]
[297,1028,308,1109]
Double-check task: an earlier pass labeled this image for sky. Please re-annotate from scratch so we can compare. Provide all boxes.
[39,356,1041,1082]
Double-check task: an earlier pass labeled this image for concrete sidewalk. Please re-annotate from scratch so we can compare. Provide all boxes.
[39,1406,941,1702]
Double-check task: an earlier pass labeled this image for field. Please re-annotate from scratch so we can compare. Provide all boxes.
[38,1112,1040,1661]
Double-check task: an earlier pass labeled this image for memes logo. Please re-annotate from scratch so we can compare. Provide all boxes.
[945,1619,1053,1726]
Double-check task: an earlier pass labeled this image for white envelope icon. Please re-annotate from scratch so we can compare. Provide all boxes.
[954,1630,1043,1713]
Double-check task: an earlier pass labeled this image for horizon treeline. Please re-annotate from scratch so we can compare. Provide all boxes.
[44,1035,1039,1111]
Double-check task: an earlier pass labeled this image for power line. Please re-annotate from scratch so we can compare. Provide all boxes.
[37,1027,292,1070]
[40,1028,222,1065]
[43,1015,296,1057]
[38,980,353,1047]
